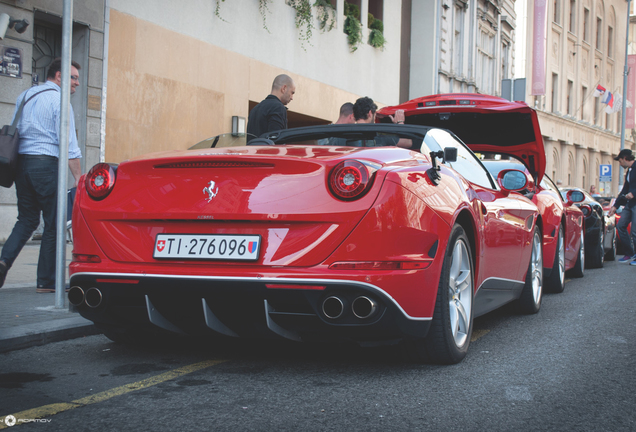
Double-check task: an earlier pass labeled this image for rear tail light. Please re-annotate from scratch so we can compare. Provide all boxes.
[579,204,592,216]
[72,254,102,263]
[86,163,116,200]
[329,261,432,270]
[328,160,376,201]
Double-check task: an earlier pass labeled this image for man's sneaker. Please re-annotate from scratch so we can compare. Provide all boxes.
[630,260,636,266]
[0,260,7,288]
[618,255,636,263]
[36,283,70,293]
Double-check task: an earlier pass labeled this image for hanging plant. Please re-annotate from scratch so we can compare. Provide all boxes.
[314,0,336,32]
[214,0,272,32]
[343,2,362,52]
[288,0,315,50]
[259,0,272,33]
[214,0,228,22]
[368,13,386,49]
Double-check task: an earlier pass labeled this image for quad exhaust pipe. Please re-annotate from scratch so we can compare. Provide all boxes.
[322,296,344,319]
[68,286,85,306]
[85,288,103,308]
[352,296,377,319]
[321,295,378,320]
[69,286,103,308]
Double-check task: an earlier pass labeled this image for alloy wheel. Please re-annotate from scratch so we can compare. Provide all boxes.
[448,239,473,348]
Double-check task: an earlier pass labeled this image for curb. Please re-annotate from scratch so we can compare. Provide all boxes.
[0,316,102,353]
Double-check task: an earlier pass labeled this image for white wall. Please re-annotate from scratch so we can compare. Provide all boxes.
[110,0,404,106]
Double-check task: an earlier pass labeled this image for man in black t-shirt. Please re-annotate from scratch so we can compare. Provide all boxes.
[247,74,296,142]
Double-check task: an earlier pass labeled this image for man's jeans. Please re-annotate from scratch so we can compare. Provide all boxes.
[617,204,636,256]
[1,155,59,287]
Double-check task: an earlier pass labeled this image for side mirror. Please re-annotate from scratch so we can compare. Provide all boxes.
[498,169,528,192]
[566,190,585,206]
[443,147,457,163]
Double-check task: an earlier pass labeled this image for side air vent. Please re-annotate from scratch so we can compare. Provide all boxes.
[155,161,274,169]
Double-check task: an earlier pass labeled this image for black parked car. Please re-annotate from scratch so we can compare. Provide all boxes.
[560,187,617,267]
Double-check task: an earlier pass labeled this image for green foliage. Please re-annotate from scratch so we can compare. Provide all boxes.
[214,0,228,22]
[259,0,272,33]
[368,28,385,49]
[344,2,360,18]
[289,0,315,50]
[344,15,362,52]
[314,0,336,32]
[369,17,383,32]
[343,2,362,52]
[367,12,385,49]
[214,0,271,32]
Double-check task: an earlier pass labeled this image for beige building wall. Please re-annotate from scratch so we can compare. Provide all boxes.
[106,9,361,161]
[524,0,633,195]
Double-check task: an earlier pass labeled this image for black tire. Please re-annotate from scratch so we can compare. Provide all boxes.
[403,225,474,365]
[586,227,604,269]
[518,227,543,314]
[568,230,585,278]
[605,229,617,261]
[545,225,565,293]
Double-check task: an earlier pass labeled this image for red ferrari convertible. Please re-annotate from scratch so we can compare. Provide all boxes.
[69,123,543,364]
[378,93,585,293]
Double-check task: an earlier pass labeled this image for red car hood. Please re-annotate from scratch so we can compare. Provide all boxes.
[377,93,546,182]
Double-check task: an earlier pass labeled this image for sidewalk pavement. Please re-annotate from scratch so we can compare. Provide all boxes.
[0,242,101,353]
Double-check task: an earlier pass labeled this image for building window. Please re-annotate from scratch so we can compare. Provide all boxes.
[569,0,576,32]
[368,0,383,21]
[567,80,574,115]
[554,0,561,24]
[608,26,614,57]
[594,95,600,124]
[552,73,559,113]
[501,42,510,81]
[583,8,590,41]
[453,5,465,76]
[581,86,587,121]
[596,17,602,50]
[477,29,496,94]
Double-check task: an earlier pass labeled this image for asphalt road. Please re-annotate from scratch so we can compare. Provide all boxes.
[0,261,634,431]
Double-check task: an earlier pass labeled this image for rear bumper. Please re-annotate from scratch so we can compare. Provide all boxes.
[69,272,432,344]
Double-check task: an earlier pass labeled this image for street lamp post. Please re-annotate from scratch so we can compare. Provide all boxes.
[619,0,632,189]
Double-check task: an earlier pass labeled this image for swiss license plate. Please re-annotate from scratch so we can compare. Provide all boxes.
[153,234,260,261]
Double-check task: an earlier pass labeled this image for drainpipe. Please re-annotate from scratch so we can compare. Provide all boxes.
[100,0,110,163]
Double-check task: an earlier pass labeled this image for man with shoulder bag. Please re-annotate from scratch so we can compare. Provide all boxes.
[0,58,83,292]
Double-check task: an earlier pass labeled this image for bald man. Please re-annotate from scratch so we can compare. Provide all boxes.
[334,102,355,124]
[247,74,296,141]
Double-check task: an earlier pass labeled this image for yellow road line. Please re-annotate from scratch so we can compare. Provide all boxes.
[0,359,227,429]
[471,329,490,342]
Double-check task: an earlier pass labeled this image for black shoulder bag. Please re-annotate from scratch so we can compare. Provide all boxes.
[0,88,56,188]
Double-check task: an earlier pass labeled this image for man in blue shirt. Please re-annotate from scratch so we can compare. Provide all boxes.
[0,58,83,292]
